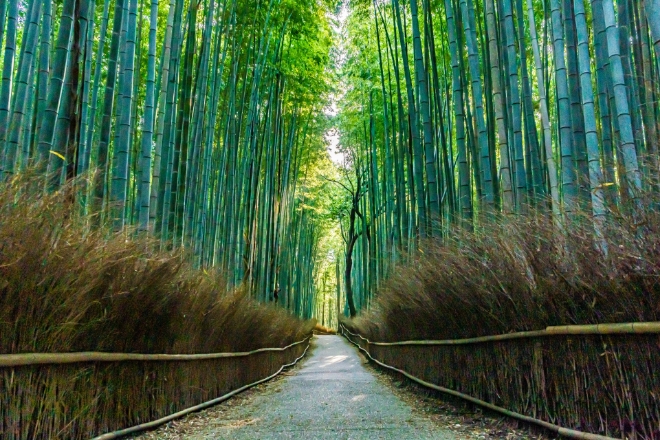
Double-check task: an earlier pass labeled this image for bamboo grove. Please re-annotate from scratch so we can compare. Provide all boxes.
[334,0,660,315]
[0,0,336,318]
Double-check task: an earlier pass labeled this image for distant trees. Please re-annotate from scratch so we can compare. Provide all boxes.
[329,150,372,317]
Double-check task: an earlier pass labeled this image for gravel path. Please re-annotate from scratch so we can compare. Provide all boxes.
[138,335,457,439]
[136,335,545,439]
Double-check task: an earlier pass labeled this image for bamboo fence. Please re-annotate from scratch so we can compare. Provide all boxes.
[341,323,660,439]
[0,336,311,439]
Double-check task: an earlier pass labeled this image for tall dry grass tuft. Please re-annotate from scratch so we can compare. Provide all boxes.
[347,201,660,342]
[342,201,660,439]
[0,175,314,438]
[0,174,313,355]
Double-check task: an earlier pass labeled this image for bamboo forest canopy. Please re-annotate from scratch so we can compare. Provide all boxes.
[0,0,337,319]
[331,0,660,317]
[0,0,660,321]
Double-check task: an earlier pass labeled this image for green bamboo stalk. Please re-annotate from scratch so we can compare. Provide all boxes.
[138,0,159,231]
[410,0,439,220]
[550,0,578,214]
[0,0,17,178]
[460,0,494,209]
[574,0,607,250]
[149,0,176,230]
[562,0,589,203]
[446,0,472,222]
[2,0,41,177]
[648,0,660,76]
[392,0,426,237]
[110,0,138,228]
[526,0,560,218]
[32,0,51,159]
[602,0,643,198]
[82,0,111,175]
[93,0,125,215]
[591,0,617,204]
[77,0,99,179]
[501,0,526,211]
[484,0,513,212]
[36,0,76,185]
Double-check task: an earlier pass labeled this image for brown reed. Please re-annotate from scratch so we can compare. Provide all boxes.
[343,328,660,439]
[346,201,660,343]
[343,196,660,439]
[0,175,314,438]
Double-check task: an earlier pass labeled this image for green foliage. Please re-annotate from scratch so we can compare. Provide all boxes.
[0,0,340,321]
[330,0,660,317]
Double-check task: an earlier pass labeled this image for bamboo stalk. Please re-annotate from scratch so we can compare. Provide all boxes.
[0,336,311,367]
[341,327,618,440]
[545,322,660,334]
[91,340,311,440]
[340,322,660,346]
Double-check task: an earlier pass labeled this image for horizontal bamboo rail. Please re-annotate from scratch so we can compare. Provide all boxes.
[341,326,616,440]
[92,340,311,440]
[342,321,660,346]
[0,337,310,367]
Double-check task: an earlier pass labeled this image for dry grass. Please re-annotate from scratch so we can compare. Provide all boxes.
[0,175,314,439]
[347,202,660,342]
[344,329,660,439]
[342,200,660,439]
[313,324,336,334]
[0,175,313,355]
